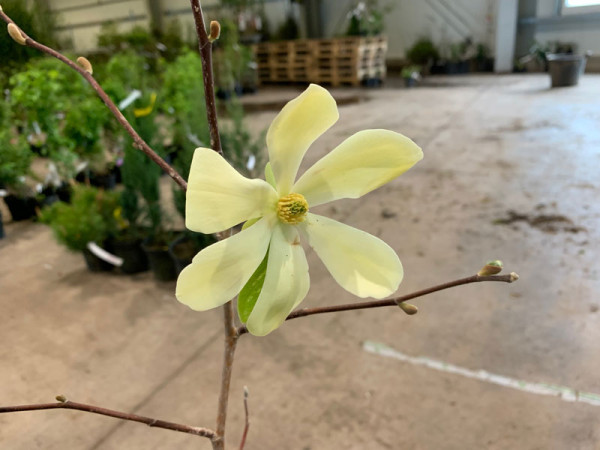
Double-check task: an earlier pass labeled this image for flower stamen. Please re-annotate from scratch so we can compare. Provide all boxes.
[277,193,309,224]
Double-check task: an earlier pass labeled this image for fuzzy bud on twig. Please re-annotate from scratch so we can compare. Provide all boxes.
[478,260,503,276]
[76,56,93,74]
[208,20,221,42]
[55,395,67,403]
[7,23,26,45]
[398,302,418,315]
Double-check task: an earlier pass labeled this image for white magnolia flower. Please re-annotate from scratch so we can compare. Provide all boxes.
[176,84,423,336]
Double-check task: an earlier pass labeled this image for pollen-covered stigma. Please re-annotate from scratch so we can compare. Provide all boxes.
[277,193,308,224]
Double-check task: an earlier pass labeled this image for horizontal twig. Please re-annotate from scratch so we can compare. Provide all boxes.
[237,273,519,336]
[0,398,215,440]
[0,11,187,191]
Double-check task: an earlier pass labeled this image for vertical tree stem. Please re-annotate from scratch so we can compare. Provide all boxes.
[213,302,239,450]
[188,2,236,448]
[189,0,223,155]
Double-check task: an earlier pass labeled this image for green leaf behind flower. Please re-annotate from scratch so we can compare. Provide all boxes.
[238,250,269,322]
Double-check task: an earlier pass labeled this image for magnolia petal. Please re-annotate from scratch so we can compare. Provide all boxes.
[267,84,339,196]
[300,213,403,298]
[293,129,423,207]
[176,218,272,311]
[246,224,310,336]
[186,147,278,234]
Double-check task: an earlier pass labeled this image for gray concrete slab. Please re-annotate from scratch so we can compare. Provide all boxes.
[1,74,599,449]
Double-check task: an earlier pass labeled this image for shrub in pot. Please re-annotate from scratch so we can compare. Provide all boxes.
[0,116,36,221]
[39,185,120,272]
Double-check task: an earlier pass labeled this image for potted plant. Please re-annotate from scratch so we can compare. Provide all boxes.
[406,38,440,74]
[401,65,421,87]
[39,185,120,271]
[345,0,389,37]
[0,116,36,221]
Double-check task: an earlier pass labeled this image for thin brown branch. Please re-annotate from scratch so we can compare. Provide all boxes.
[0,398,215,439]
[213,301,239,450]
[188,3,233,448]
[189,0,223,155]
[239,387,250,450]
[0,11,187,191]
[237,273,519,336]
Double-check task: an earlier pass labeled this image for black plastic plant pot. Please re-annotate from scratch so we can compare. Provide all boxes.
[142,239,177,281]
[89,171,117,190]
[168,233,199,276]
[56,183,72,203]
[82,249,114,272]
[110,237,149,274]
[4,195,38,221]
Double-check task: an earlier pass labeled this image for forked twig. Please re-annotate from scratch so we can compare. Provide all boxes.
[237,273,519,336]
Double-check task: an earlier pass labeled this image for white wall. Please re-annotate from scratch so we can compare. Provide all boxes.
[53,0,151,52]
[533,0,600,53]
[51,0,300,53]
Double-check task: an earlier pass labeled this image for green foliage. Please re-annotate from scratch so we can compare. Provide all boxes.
[213,19,257,92]
[345,0,390,36]
[63,97,110,161]
[8,57,106,177]
[97,21,186,67]
[0,124,33,189]
[238,250,269,322]
[401,65,421,80]
[406,38,440,65]
[161,50,210,151]
[221,99,267,179]
[276,14,299,40]
[0,0,59,78]
[40,186,120,252]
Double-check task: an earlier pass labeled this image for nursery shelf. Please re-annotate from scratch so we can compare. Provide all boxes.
[253,36,388,87]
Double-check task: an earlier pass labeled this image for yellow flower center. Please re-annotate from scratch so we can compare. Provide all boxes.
[277,193,309,224]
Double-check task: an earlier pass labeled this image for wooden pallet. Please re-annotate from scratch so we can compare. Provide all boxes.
[253,36,388,86]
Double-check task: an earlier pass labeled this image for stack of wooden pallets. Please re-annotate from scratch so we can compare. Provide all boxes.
[253,36,387,87]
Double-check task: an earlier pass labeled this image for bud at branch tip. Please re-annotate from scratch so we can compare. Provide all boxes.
[77,56,93,74]
[7,22,26,45]
[209,20,221,42]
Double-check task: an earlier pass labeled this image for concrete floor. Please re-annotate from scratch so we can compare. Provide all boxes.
[1,74,599,449]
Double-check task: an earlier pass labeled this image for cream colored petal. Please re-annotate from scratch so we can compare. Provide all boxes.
[267,84,339,196]
[293,129,423,207]
[246,224,310,336]
[176,218,272,311]
[300,213,403,298]
[186,147,278,234]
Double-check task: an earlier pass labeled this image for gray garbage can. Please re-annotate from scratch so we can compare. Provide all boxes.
[547,53,587,88]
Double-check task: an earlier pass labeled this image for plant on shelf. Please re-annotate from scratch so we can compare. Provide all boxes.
[161,50,210,153]
[401,65,422,87]
[39,185,120,271]
[345,0,391,37]
[0,0,58,80]
[406,38,440,71]
[0,102,36,221]
[8,57,107,180]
